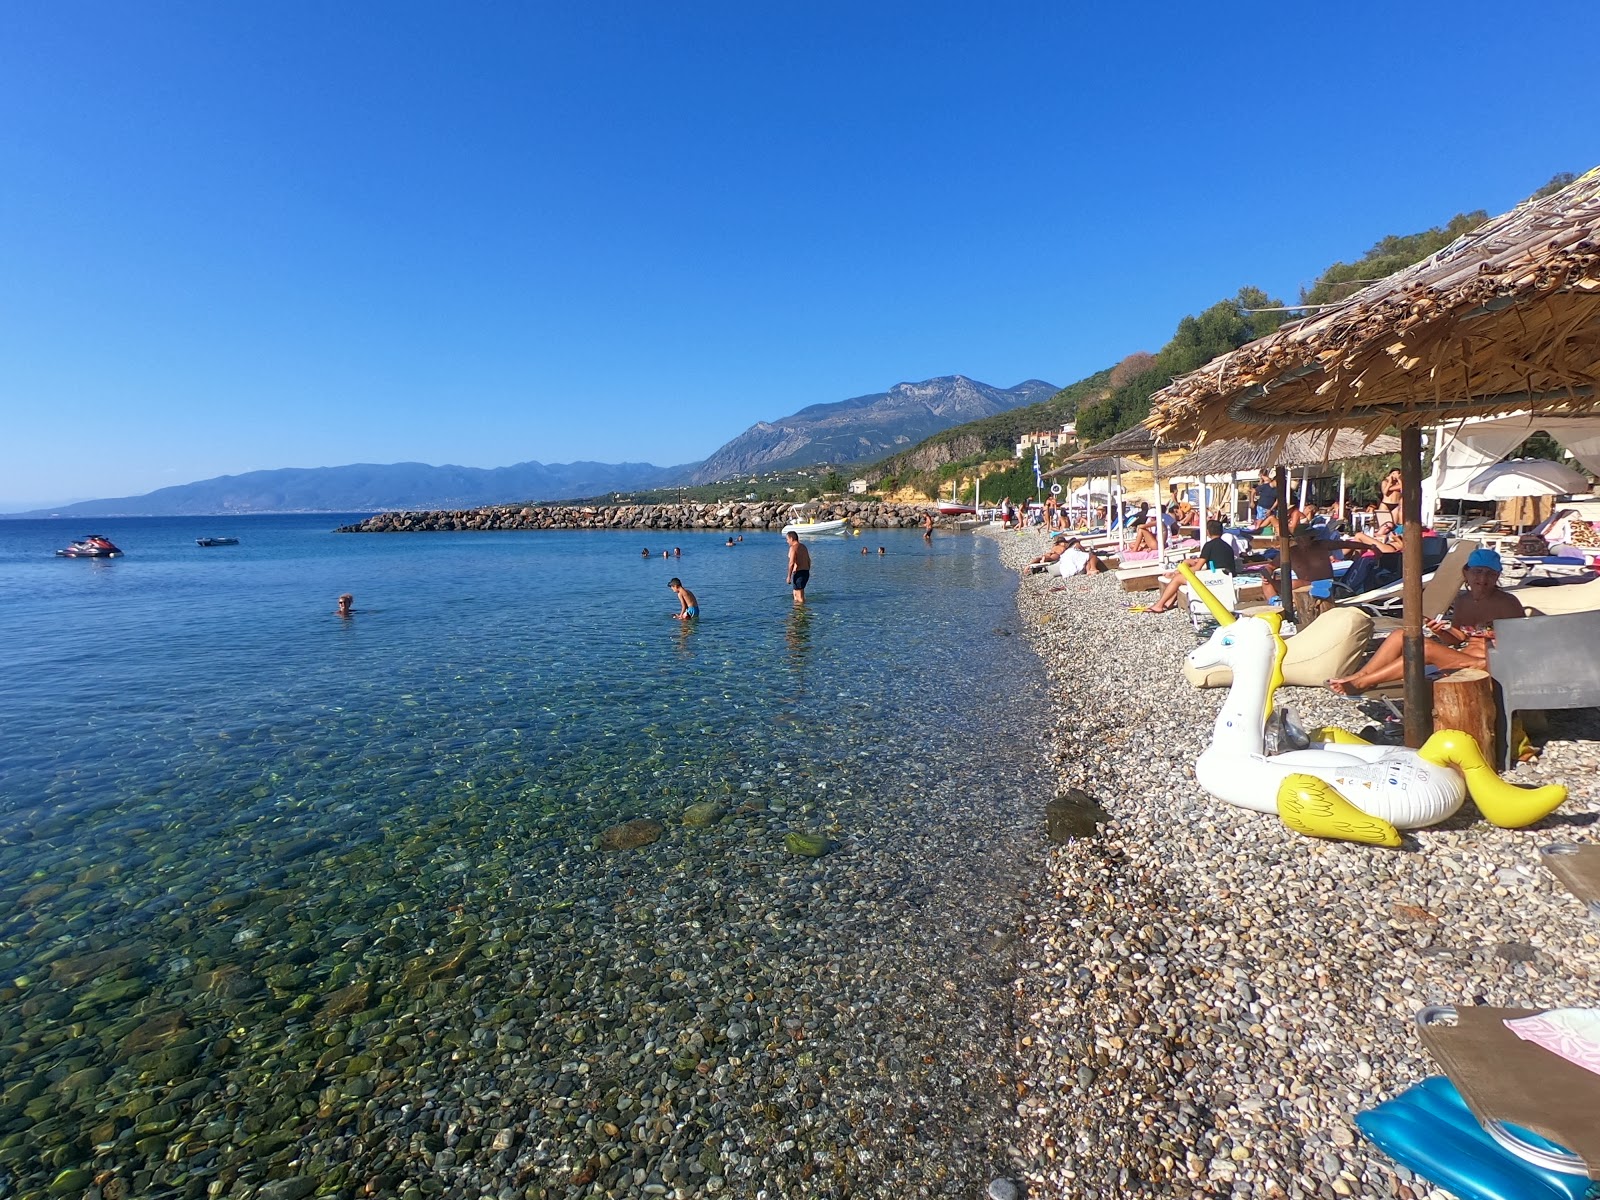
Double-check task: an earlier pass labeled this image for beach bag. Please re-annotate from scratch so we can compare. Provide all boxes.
[1516,533,1551,557]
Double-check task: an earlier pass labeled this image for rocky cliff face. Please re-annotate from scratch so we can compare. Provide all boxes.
[688,376,1056,484]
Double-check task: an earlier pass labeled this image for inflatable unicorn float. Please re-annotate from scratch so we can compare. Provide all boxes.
[1178,564,1568,846]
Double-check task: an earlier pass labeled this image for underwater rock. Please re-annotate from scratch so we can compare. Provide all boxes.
[598,819,664,851]
[784,832,832,858]
[1044,788,1108,843]
[682,802,722,827]
[318,980,372,1022]
[48,946,135,985]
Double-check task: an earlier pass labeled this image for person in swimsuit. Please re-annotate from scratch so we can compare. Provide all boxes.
[336,593,354,618]
[1328,548,1524,694]
[667,578,699,620]
[1380,468,1404,523]
[786,531,811,606]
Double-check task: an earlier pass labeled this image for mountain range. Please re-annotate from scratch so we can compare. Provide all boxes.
[9,374,1057,517]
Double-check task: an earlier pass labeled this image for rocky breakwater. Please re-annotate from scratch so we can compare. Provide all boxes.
[337,501,947,534]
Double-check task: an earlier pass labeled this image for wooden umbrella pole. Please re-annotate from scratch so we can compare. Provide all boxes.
[1275,464,1295,625]
[1400,425,1431,747]
[1153,445,1165,557]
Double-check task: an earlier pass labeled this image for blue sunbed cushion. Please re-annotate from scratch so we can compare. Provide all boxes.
[1356,1077,1591,1200]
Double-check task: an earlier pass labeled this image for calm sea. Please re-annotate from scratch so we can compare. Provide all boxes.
[0,514,1053,1194]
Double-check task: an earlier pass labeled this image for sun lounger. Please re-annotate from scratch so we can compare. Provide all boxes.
[1336,539,1479,632]
[1184,606,1375,689]
[1511,574,1600,617]
[1486,610,1600,769]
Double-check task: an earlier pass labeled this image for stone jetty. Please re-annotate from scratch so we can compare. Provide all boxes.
[336,500,946,534]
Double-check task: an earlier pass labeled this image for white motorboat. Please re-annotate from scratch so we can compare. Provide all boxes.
[781,518,850,536]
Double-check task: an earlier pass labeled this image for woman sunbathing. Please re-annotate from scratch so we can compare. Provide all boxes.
[1128,517,1160,554]
[1327,548,1526,694]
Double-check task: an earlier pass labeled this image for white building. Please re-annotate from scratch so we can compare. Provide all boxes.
[1015,422,1077,459]
[848,479,869,494]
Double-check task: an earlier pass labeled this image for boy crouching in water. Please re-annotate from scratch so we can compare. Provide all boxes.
[668,578,699,620]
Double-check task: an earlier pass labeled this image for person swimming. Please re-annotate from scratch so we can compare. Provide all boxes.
[336,593,354,617]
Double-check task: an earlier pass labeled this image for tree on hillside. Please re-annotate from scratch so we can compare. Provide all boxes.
[1300,212,1489,307]
[1075,287,1284,443]
[1109,351,1156,388]
[1532,171,1577,199]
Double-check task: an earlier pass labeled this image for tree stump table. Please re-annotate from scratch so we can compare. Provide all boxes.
[1432,668,1497,762]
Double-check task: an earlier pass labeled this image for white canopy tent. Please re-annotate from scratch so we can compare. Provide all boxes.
[1425,412,1600,522]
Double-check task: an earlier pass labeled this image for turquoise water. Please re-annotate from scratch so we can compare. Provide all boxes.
[0,515,1051,1196]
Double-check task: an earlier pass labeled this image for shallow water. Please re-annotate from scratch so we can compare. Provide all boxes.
[0,516,1053,1196]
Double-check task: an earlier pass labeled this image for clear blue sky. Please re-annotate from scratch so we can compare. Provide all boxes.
[2,1,1594,510]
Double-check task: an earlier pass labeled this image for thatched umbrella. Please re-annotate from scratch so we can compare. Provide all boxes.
[1148,167,1600,745]
[1075,426,1201,554]
[1045,454,1144,541]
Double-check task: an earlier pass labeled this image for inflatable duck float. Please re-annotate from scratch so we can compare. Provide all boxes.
[1179,564,1567,846]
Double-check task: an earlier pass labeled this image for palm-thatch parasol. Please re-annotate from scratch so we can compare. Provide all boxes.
[1166,430,1401,476]
[1148,167,1600,745]
[1167,430,1401,523]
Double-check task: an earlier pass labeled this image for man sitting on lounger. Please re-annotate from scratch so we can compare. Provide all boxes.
[1258,523,1339,606]
[1328,547,1525,694]
[1135,520,1237,613]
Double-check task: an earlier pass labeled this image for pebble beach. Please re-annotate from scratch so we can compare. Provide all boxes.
[989,525,1600,1198]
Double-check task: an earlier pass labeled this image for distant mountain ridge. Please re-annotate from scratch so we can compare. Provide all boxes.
[10,460,687,518]
[9,373,1057,516]
[688,376,1058,484]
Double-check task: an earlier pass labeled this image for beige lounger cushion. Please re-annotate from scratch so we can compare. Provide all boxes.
[1509,574,1600,617]
[1183,607,1375,689]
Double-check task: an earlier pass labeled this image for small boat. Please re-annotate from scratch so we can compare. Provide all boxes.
[935,501,977,516]
[196,537,239,547]
[781,518,850,536]
[56,535,122,558]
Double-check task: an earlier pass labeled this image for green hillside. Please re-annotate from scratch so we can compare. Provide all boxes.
[863,170,1574,501]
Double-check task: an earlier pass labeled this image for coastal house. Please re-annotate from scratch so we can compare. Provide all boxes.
[1016,422,1076,459]
[848,479,869,494]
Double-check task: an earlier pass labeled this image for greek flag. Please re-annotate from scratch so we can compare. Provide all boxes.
[1033,447,1042,490]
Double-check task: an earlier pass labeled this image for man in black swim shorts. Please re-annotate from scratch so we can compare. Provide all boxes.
[785,530,811,606]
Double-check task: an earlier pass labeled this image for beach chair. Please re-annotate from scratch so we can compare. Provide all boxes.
[1486,610,1600,770]
[1337,539,1478,631]
[1510,574,1600,617]
[1182,568,1236,632]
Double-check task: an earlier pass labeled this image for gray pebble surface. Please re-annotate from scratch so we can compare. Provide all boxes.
[988,525,1600,1199]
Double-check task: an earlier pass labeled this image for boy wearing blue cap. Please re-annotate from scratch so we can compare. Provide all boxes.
[1328,545,1525,694]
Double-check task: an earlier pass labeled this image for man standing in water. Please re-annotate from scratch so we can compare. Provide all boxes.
[922,511,934,543]
[785,530,811,606]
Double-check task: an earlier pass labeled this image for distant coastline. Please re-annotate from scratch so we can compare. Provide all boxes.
[337,499,948,533]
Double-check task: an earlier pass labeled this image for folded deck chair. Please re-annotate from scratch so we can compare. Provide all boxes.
[1487,610,1600,769]
[1182,568,1236,631]
[1418,1004,1600,1177]
[1538,843,1600,921]
[1340,539,1479,633]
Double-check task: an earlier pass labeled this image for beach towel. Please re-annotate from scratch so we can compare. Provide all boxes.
[1504,1009,1600,1077]
[1054,548,1092,577]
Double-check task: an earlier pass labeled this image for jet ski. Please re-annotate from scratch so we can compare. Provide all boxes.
[56,535,123,558]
